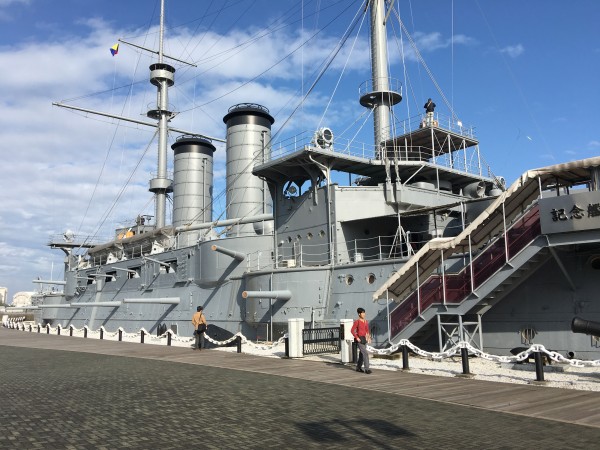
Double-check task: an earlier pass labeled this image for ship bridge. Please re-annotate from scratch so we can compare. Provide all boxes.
[254,113,496,193]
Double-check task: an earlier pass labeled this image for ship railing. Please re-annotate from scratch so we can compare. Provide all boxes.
[245,231,439,272]
[269,130,378,161]
[387,112,476,139]
[268,130,492,179]
[389,204,542,337]
[386,145,490,177]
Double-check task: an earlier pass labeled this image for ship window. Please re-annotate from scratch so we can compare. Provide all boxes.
[128,267,141,279]
[307,232,313,240]
[345,275,354,285]
[106,271,117,282]
[296,235,302,241]
[319,230,325,238]
[287,236,293,243]
[367,273,376,284]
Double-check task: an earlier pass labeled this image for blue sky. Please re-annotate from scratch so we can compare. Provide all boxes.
[1,0,599,300]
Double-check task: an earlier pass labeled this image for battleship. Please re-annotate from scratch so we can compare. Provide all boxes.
[19,0,600,359]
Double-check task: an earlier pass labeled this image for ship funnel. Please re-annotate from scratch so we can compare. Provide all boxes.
[463,181,485,199]
[171,136,215,244]
[223,103,275,236]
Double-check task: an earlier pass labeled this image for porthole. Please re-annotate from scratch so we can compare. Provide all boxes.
[367,273,376,284]
[287,236,293,243]
[345,275,354,285]
[307,232,313,240]
[319,230,325,238]
[297,235,302,241]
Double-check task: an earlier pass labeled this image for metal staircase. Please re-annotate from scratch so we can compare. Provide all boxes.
[388,205,548,344]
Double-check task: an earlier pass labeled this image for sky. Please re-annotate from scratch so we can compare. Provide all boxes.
[0,0,599,301]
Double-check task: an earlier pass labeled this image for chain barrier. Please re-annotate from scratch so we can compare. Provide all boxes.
[5,321,600,368]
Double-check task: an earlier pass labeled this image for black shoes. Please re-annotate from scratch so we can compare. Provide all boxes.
[365,370,372,374]
[356,368,364,373]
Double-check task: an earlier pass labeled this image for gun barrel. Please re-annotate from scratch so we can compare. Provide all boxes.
[571,316,600,337]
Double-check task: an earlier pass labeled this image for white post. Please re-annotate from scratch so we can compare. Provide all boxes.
[287,318,304,358]
[340,319,353,364]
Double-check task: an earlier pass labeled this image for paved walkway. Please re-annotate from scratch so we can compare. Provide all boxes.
[1,327,599,449]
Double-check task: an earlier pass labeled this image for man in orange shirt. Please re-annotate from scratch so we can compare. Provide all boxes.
[191,306,208,350]
[351,307,371,374]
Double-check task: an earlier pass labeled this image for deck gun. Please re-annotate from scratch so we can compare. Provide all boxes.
[571,317,600,337]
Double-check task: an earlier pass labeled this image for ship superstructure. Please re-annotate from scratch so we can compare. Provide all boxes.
[27,0,600,359]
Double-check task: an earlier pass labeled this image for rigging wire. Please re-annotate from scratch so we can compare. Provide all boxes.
[83,130,159,248]
[178,0,361,115]
[316,0,369,133]
[390,7,459,123]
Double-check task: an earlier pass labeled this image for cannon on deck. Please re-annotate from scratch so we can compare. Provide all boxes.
[571,317,600,337]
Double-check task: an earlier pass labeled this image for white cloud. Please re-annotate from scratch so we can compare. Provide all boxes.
[500,44,524,58]
[588,140,600,147]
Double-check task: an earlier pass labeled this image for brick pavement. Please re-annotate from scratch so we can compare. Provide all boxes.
[1,343,599,449]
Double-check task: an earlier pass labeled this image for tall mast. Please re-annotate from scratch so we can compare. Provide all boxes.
[360,0,402,158]
[148,0,174,228]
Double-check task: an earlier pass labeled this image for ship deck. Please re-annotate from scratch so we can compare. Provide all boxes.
[1,327,599,448]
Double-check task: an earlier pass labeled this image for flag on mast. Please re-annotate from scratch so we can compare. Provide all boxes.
[110,43,119,56]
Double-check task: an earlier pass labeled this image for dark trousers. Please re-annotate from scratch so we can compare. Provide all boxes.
[356,341,369,370]
[194,332,205,349]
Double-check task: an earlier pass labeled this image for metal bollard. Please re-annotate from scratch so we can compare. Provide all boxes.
[534,351,545,382]
[46,324,50,334]
[167,332,172,346]
[236,335,242,353]
[69,326,73,337]
[100,329,104,340]
[140,330,145,344]
[461,347,471,375]
[284,337,289,357]
[38,324,41,333]
[57,326,61,336]
[118,329,122,342]
[352,341,358,364]
[402,345,410,370]
[84,327,88,338]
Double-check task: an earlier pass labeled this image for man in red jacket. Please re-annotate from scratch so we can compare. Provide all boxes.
[351,307,371,374]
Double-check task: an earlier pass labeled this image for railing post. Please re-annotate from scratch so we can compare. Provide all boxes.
[284,336,289,357]
[69,325,73,337]
[534,351,545,382]
[46,324,50,334]
[416,261,421,316]
[118,329,123,342]
[352,341,358,363]
[461,346,471,375]
[236,335,242,353]
[167,332,172,346]
[440,250,446,306]
[38,324,41,333]
[502,201,509,263]
[57,325,61,336]
[84,327,88,338]
[468,235,474,294]
[100,328,104,340]
[378,236,382,260]
[401,344,410,370]
[140,330,145,344]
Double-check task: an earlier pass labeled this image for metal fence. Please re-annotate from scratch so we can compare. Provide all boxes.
[302,326,341,355]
